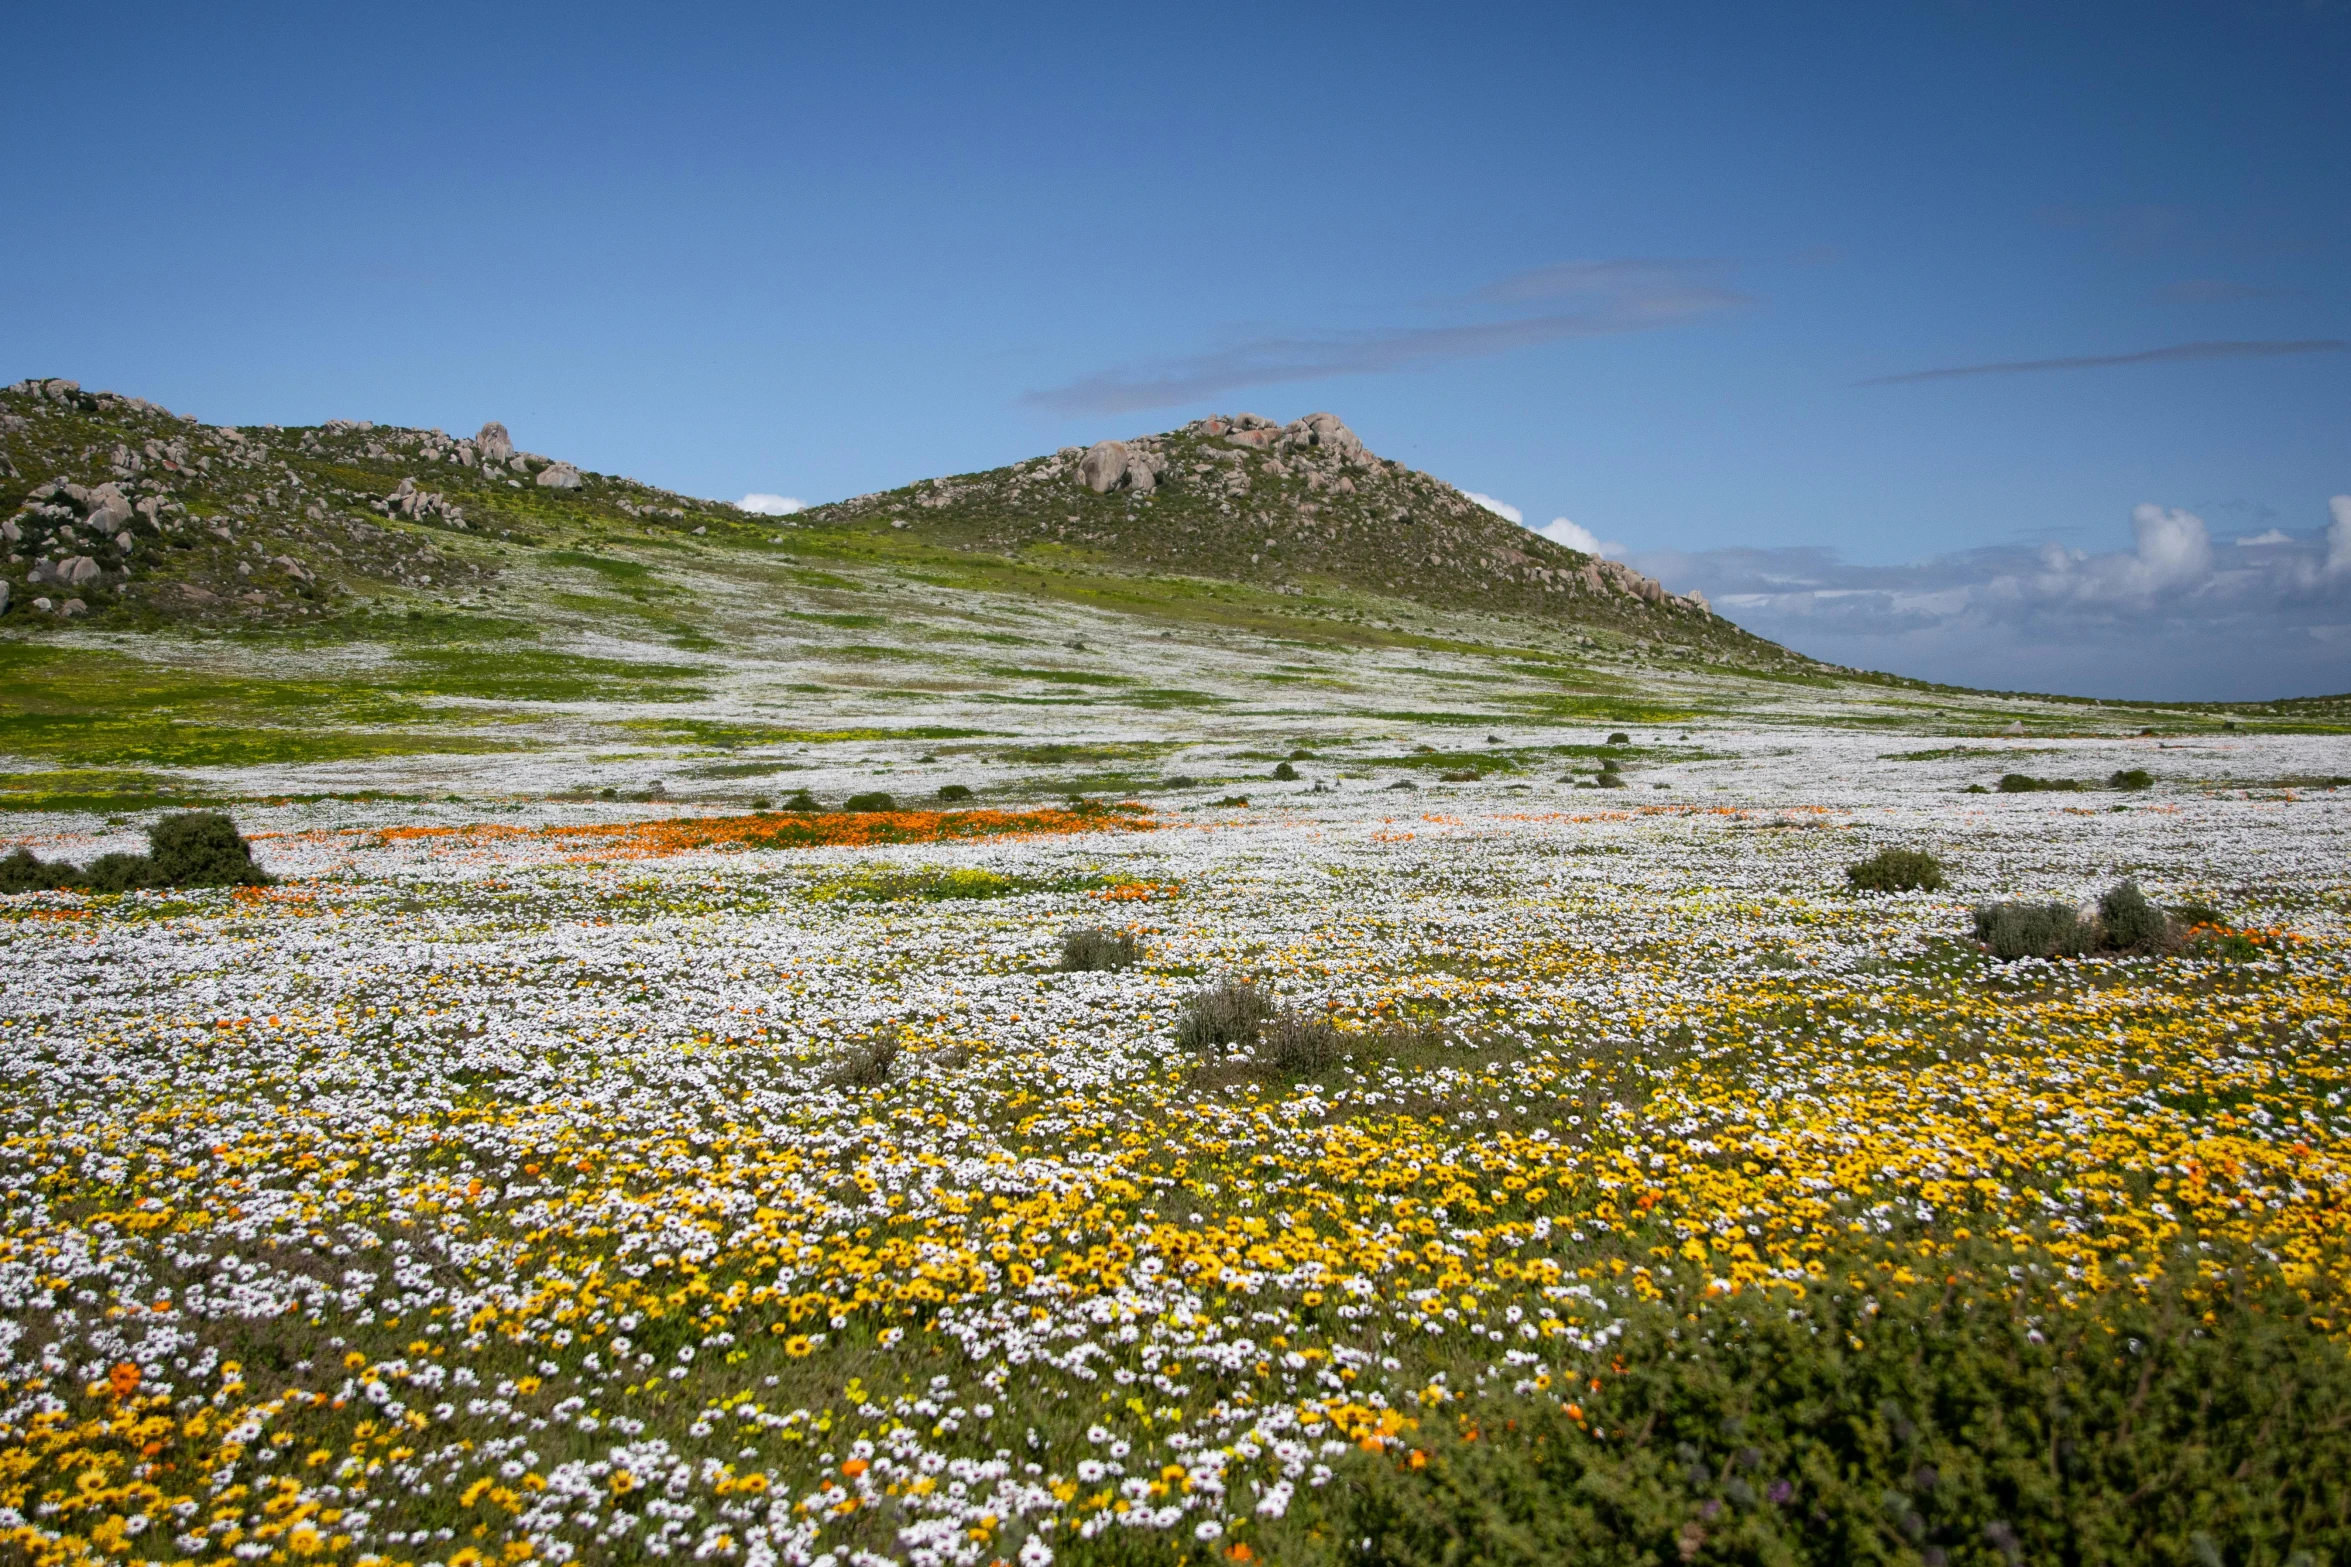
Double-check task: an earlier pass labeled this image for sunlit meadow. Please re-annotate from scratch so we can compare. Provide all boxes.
[3,731,2347,1566]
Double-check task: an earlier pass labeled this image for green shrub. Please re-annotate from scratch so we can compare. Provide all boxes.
[936,784,974,802]
[1845,848,1945,893]
[0,846,84,892]
[2099,879,2169,951]
[1595,773,1628,789]
[1973,900,2092,959]
[2110,768,2154,791]
[85,851,160,893]
[1258,1007,1343,1072]
[2172,900,2224,929]
[841,790,897,812]
[1319,1240,2351,1567]
[1058,926,1140,972]
[825,1030,901,1087]
[1173,980,1275,1055]
[1272,761,1299,780]
[1998,773,2085,793]
[1607,731,1630,744]
[146,811,272,887]
[783,789,821,811]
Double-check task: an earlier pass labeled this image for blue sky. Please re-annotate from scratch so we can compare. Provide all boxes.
[6,3,2347,699]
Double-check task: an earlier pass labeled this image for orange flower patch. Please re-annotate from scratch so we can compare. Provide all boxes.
[376,804,1157,860]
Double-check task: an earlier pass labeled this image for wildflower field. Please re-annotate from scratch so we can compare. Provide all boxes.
[3,730,2348,1567]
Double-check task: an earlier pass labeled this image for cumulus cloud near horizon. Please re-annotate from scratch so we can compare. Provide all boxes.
[1627,495,2351,702]
[1535,516,1621,557]
[1464,491,1523,525]
[736,493,806,515]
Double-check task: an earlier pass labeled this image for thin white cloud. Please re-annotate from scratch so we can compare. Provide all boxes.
[1464,491,1522,525]
[736,493,805,515]
[2236,528,2293,546]
[1628,494,2351,700]
[1023,259,1747,415]
[1860,338,2346,386]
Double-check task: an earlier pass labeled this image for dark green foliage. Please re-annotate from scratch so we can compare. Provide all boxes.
[1258,1007,1343,1072]
[1058,926,1141,972]
[1272,761,1299,780]
[840,790,897,812]
[145,810,271,887]
[2099,879,2168,951]
[2110,768,2155,791]
[1321,1242,2351,1567]
[1173,979,1275,1055]
[936,784,974,801]
[2172,900,2224,929]
[0,810,268,893]
[1998,773,2086,793]
[783,789,821,811]
[1973,900,2092,959]
[1846,848,1946,893]
[0,846,82,892]
[1607,731,1630,744]
[1595,772,1629,789]
[84,851,160,893]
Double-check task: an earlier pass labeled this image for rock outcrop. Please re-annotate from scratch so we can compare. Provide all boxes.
[476,422,515,462]
[536,461,583,490]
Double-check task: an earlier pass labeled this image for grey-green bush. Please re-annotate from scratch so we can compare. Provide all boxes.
[1058,926,1140,972]
[1258,1008,1344,1072]
[1846,848,1945,893]
[826,1030,901,1088]
[2110,768,2154,791]
[841,791,896,812]
[1973,900,2092,960]
[1272,761,1299,780]
[1174,980,1275,1055]
[937,784,974,801]
[85,852,161,893]
[2099,879,2168,950]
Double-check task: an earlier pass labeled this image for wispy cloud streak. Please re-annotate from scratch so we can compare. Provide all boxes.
[1024,261,1745,415]
[1860,338,2345,386]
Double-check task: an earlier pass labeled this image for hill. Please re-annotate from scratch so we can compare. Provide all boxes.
[0,379,1777,662]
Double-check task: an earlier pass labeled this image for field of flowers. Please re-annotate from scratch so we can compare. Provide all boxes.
[2,729,2347,1566]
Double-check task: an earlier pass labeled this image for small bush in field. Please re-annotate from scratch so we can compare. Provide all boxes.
[826,1030,901,1088]
[936,784,974,801]
[1846,848,1945,892]
[1058,926,1140,972]
[1973,900,2092,960]
[0,847,83,893]
[85,853,160,893]
[1272,761,1299,780]
[2099,879,2169,950]
[841,791,896,812]
[1258,1008,1344,1072]
[1174,980,1275,1055]
[146,811,272,887]
[2110,767,2154,791]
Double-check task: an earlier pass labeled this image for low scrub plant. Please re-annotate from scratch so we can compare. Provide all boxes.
[1257,1007,1344,1072]
[1973,899,2094,959]
[0,811,271,894]
[1972,879,2174,960]
[936,784,974,801]
[1316,1236,2351,1567]
[2110,767,2154,790]
[1997,772,2086,793]
[1174,979,1275,1055]
[1845,847,1945,893]
[1058,925,1141,972]
[1272,761,1299,780]
[826,1030,901,1088]
[841,790,897,812]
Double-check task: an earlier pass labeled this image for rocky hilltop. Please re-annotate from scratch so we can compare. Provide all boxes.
[811,411,1719,637]
[0,377,738,626]
[0,379,1778,665]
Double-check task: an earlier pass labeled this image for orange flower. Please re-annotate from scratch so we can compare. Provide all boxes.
[841,1458,869,1477]
[108,1362,141,1399]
